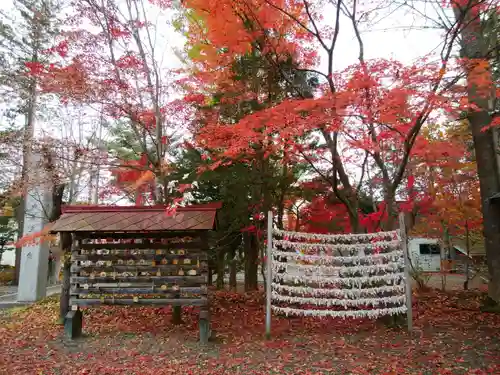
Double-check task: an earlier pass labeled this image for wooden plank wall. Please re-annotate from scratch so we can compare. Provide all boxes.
[70,232,209,307]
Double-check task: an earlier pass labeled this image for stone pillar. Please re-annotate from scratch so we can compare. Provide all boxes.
[17,152,52,302]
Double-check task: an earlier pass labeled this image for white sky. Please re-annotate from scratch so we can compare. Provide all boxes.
[320,2,449,70]
[0,0,450,134]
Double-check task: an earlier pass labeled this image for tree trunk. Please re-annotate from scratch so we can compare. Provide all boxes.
[243,232,250,290]
[455,3,500,304]
[229,259,237,291]
[464,221,470,290]
[384,194,399,231]
[277,199,285,230]
[276,165,288,229]
[441,225,452,291]
[49,184,66,221]
[229,245,237,291]
[245,233,259,291]
[347,203,362,233]
[207,266,213,286]
[295,212,301,231]
[216,248,225,290]
[171,304,182,324]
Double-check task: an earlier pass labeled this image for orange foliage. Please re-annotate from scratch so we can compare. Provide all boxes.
[110,154,157,205]
[180,0,319,102]
[183,0,315,63]
[410,122,482,238]
[14,223,57,248]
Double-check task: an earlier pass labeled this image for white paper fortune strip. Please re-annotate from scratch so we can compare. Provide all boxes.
[273,272,405,287]
[271,282,405,298]
[274,239,401,253]
[271,305,407,319]
[272,261,403,276]
[271,249,403,265]
[274,229,399,243]
[271,292,406,307]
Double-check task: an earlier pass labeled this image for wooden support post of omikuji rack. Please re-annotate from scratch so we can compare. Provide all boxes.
[199,308,210,344]
[172,293,183,325]
[64,309,83,339]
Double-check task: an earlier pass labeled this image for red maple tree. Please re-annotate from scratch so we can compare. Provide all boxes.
[177,0,492,234]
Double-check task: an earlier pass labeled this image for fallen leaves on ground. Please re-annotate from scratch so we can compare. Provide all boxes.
[0,289,499,375]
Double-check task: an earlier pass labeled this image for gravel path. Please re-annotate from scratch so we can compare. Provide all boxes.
[0,284,61,309]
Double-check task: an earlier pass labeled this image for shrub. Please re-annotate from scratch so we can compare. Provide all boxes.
[0,268,15,285]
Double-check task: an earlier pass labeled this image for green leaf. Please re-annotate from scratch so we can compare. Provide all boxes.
[187,44,202,60]
[172,17,184,32]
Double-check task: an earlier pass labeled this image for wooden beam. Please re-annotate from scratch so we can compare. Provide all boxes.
[71,264,208,273]
[77,242,204,250]
[71,286,207,295]
[70,297,208,306]
[71,254,208,262]
[71,275,206,284]
[74,231,206,240]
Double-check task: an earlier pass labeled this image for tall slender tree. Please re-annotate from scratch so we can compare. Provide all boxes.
[451,0,500,305]
[0,0,65,283]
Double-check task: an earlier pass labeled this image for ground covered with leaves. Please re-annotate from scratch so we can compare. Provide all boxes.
[0,290,499,375]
